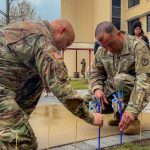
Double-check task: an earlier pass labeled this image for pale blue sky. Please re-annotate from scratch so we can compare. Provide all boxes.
[0,0,61,21]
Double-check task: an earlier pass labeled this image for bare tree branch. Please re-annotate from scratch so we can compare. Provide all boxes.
[0,10,7,17]
[9,14,29,18]
[9,0,15,5]
[0,0,40,25]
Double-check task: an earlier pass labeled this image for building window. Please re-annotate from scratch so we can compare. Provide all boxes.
[128,0,140,8]
[112,6,120,18]
[112,0,121,30]
[112,18,120,30]
[112,0,121,6]
[128,18,140,35]
[147,14,150,32]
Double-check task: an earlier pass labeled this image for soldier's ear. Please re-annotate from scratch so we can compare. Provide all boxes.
[116,31,122,37]
[116,31,120,35]
[59,26,66,35]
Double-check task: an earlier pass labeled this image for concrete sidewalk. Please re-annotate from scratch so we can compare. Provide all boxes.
[50,131,150,150]
[39,90,150,150]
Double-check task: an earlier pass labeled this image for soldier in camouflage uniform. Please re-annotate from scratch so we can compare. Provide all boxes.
[89,21,150,135]
[81,59,86,78]
[0,19,103,149]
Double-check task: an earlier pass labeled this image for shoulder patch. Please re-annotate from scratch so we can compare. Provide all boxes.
[51,51,63,60]
[141,58,149,66]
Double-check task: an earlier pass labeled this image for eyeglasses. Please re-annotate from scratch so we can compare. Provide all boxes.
[98,32,120,49]
[100,38,117,49]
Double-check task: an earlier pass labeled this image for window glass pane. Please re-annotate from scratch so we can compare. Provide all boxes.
[128,0,140,8]
[112,0,121,30]
[147,15,150,32]
[112,6,120,17]
[112,0,121,7]
[112,17,120,30]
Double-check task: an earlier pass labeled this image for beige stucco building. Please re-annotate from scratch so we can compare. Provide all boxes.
[61,0,150,77]
[121,0,150,37]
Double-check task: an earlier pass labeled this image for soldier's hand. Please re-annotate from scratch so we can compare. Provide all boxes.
[94,89,108,103]
[94,89,108,109]
[119,112,135,130]
[92,113,103,128]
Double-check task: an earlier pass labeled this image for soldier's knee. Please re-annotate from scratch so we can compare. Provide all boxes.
[114,73,135,89]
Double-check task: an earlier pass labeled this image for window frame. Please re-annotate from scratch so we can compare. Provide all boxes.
[147,14,150,32]
[112,0,121,30]
[128,0,140,8]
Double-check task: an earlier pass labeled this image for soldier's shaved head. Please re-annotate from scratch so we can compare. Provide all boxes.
[51,19,75,35]
[50,19,75,50]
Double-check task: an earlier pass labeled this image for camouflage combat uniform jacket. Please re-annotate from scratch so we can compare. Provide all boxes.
[0,21,94,123]
[90,34,150,118]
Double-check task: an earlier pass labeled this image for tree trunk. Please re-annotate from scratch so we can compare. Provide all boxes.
[6,0,10,24]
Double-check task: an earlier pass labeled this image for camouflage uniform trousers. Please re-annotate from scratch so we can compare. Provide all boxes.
[112,73,135,108]
[0,75,43,150]
[105,73,135,117]
[86,73,135,113]
[81,68,86,78]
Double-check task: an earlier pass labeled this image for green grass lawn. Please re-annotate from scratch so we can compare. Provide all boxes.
[69,79,88,90]
[109,140,150,150]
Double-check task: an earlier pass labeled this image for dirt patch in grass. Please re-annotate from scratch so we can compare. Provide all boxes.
[103,139,150,150]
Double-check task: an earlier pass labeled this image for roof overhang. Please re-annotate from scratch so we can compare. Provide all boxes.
[67,42,94,50]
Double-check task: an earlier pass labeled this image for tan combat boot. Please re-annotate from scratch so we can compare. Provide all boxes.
[108,119,119,126]
[123,119,140,135]
[108,112,120,126]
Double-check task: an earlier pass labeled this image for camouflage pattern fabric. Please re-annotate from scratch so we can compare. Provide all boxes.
[0,21,94,149]
[89,34,150,118]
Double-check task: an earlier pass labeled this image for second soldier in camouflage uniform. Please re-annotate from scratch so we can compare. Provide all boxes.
[81,59,86,78]
[89,21,150,135]
[0,19,103,149]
